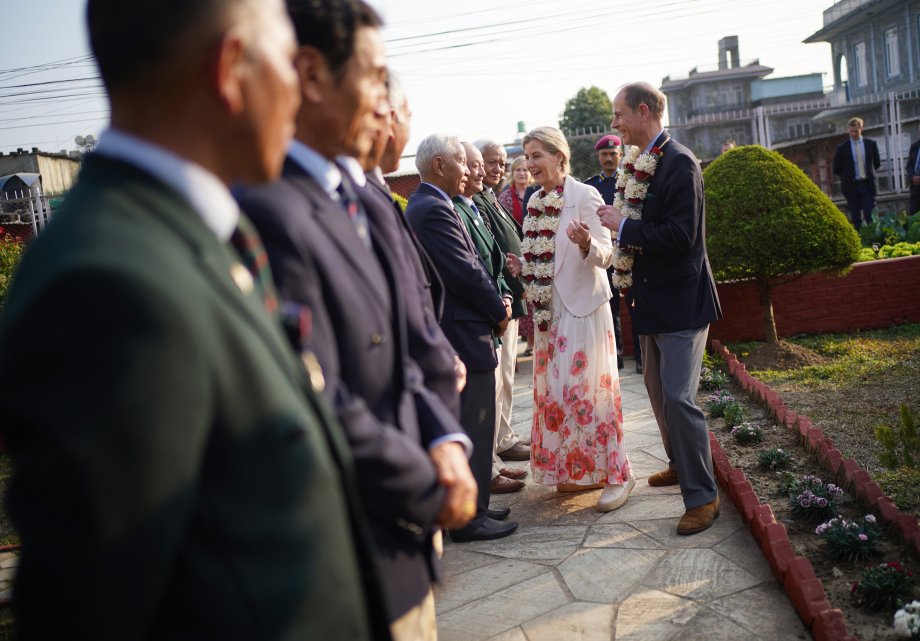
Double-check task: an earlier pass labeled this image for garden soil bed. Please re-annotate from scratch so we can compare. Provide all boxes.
[704,373,918,640]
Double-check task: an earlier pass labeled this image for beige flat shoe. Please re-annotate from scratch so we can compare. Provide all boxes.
[596,477,636,512]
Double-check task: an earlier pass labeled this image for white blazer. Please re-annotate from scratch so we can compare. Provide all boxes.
[551,175,613,317]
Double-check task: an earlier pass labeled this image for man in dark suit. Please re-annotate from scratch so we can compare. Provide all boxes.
[833,116,881,230]
[455,142,526,495]
[600,81,723,536]
[0,0,391,639]
[407,133,518,543]
[236,2,476,638]
[475,139,533,465]
[905,129,920,216]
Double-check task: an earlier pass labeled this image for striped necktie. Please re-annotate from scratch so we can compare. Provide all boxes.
[230,214,278,314]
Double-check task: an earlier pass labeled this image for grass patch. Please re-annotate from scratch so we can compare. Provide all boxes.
[728,323,920,516]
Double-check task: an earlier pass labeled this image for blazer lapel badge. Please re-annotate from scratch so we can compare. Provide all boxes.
[230,262,254,294]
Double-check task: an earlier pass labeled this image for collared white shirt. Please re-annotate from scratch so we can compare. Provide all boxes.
[849,137,866,180]
[94,128,239,241]
[288,140,342,198]
[336,155,367,188]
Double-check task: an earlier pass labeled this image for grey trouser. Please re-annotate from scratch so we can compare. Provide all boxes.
[641,327,717,509]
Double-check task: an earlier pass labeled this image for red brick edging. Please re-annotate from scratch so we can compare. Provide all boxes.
[706,338,919,641]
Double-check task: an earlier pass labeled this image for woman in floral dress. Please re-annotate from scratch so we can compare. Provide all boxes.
[507,126,634,512]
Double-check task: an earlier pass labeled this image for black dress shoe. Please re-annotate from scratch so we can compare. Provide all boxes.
[617,357,625,370]
[635,363,643,374]
[449,516,518,542]
[487,506,511,521]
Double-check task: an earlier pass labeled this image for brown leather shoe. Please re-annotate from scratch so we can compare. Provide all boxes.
[490,475,525,494]
[499,467,528,480]
[647,467,679,487]
[676,496,720,535]
[498,442,530,461]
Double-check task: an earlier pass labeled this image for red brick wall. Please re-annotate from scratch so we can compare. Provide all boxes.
[614,255,920,354]
[385,174,421,199]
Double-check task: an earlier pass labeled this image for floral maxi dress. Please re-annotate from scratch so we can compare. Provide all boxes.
[530,286,631,486]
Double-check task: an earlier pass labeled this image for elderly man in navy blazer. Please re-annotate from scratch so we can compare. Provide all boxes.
[599,82,723,536]
[406,134,519,543]
[236,2,477,638]
[833,116,880,230]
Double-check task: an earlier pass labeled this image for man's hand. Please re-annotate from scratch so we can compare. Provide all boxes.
[495,300,512,337]
[598,204,625,233]
[430,442,478,529]
[505,253,522,277]
[453,355,466,393]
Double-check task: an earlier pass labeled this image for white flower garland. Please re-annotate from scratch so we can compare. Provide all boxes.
[610,140,667,289]
[520,184,564,330]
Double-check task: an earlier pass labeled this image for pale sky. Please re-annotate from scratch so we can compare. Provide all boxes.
[0,0,833,157]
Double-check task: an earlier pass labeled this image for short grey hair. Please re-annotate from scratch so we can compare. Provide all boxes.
[473,138,505,157]
[415,133,460,174]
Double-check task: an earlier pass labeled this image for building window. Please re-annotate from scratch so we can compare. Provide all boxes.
[885,27,900,77]
[855,42,868,87]
[788,122,812,139]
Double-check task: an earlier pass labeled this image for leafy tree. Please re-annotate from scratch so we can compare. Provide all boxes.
[704,145,861,345]
[558,86,612,133]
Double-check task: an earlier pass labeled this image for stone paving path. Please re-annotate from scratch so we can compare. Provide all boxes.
[434,354,812,641]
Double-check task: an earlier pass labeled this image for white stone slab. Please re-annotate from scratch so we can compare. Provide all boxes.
[583,524,664,549]
[441,548,504,578]
[707,585,810,640]
[597,494,686,525]
[452,525,589,564]
[557,548,664,603]
[435,559,550,614]
[643,549,760,601]
[615,589,698,641]
[437,573,570,641]
[521,601,616,641]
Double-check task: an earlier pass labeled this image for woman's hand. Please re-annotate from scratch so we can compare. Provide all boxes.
[567,221,592,253]
[506,253,522,277]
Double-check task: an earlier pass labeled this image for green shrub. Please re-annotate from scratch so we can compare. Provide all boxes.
[786,474,844,521]
[0,236,24,309]
[759,446,794,471]
[391,192,408,212]
[875,405,920,470]
[705,390,735,417]
[731,421,765,445]
[700,366,727,391]
[723,402,744,429]
[815,514,881,562]
[877,468,920,512]
[851,561,915,611]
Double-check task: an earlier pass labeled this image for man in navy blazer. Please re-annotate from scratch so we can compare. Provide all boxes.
[236,2,476,637]
[832,116,880,230]
[406,133,519,543]
[599,82,723,536]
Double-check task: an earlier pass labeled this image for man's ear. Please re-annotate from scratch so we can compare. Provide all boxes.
[433,156,445,177]
[294,46,328,105]
[638,103,650,119]
[214,27,247,115]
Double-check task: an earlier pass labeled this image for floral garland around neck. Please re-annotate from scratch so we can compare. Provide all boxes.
[520,184,564,331]
[610,140,666,290]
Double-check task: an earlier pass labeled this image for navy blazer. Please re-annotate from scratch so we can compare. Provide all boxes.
[359,176,462,418]
[406,183,506,373]
[833,136,880,199]
[618,133,722,335]
[238,158,452,621]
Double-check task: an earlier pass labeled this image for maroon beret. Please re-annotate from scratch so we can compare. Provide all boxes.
[594,134,623,151]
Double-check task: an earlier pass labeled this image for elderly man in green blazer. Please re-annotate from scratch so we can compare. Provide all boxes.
[452,143,526,496]
[0,0,390,639]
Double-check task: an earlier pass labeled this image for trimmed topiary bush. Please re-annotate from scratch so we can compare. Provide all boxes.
[704,146,861,344]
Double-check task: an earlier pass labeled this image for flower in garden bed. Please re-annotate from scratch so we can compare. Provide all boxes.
[894,600,920,639]
[851,561,915,611]
[815,514,881,562]
[700,365,728,391]
[705,390,735,418]
[731,421,765,445]
[758,446,794,471]
[784,473,844,521]
[722,401,745,429]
